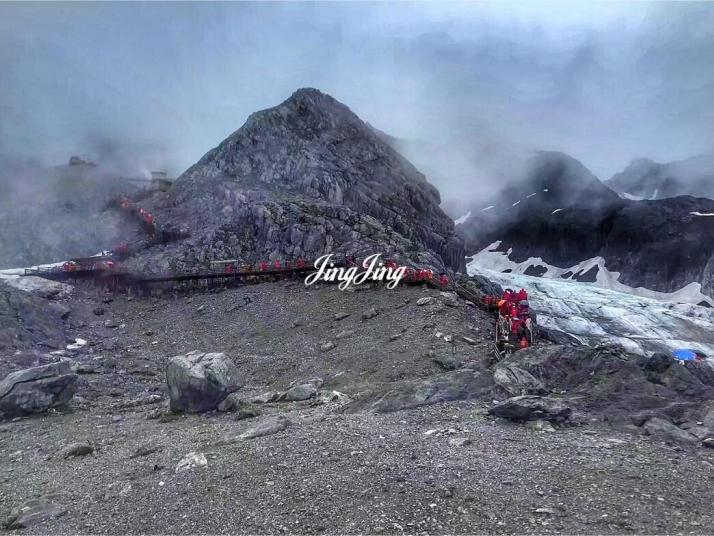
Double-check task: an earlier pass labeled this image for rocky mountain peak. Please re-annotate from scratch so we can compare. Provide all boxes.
[140,89,464,273]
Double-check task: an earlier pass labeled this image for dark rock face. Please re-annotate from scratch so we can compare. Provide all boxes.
[0,283,68,350]
[137,88,464,274]
[458,151,714,300]
[0,361,78,419]
[488,395,571,423]
[607,154,714,201]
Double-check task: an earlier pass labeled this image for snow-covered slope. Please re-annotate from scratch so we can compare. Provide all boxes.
[468,264,714,357]
[469,241,714,307]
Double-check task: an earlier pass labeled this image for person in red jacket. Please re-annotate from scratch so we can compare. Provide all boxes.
[516,288,528,302]
[438,273,449,287]
[502,288,516,304]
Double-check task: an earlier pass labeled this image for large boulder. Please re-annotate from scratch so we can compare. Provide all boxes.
[643,417,698,445]
[494,364,546,396]
[166,351,241,413]
[0,361,77,419]
[489,395,571,423]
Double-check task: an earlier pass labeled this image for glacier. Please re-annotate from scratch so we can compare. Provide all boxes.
[467,263,714,357]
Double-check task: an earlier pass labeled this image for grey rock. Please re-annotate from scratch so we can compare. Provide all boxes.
[527,419,556,432]
[702,438,714,448]
[60,441,93,459]
[278,384,317,402]
[320,341,336,352]
[130,444,162,458]
[416,297,433,306]
[488,395,571,423]
[643,417,698,444]
[494,364,546,396]
[440,291,459,307]
[0,361,78,419]
[433,356,460,371]
[239,416,291,439]
[166,351,242,413]
[334,311,351,321]
[4,496,67,529]
[92,307,105,316]
[361,307,379,321]
[103,318,120,329]
[316,390,350,404]
[217,393,259,420]
[235,406,260,421]
[335,329,355,340]
[175,452,208,473]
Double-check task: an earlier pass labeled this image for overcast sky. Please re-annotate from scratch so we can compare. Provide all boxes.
[2,1,713,184]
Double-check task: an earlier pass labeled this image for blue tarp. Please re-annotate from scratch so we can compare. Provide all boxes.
[673,349,698,361]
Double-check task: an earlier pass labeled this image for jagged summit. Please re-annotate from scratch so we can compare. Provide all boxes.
[139,89,464,273]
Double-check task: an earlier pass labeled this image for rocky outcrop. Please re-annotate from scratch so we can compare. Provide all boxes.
[0,282,68,351]
[493,364,545,396]
[166,351,242,413]
[136,88,464,274]
[488,395,571,423]
[343,369,494,414]
[0,361,77,419]
[642,417,698,445]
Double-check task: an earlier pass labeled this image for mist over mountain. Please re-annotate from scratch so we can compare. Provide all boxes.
[3,2,714,204]
[0,160,138,268]
[607,154,714,201]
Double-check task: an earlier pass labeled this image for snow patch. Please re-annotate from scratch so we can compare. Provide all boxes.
[511,200,521,207]
[526,193,537,198]
[621,192,644,201]
[481,205,494,212]
[691,212,714,217]
[454,211,471,225]
[67,338,87,350]
[0,265,73,298]
[551,208,563,215]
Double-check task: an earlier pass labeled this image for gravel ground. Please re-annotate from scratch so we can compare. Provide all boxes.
[3,400,714,534]
[2,282,714,534]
